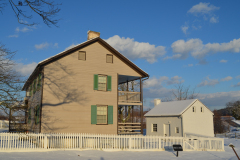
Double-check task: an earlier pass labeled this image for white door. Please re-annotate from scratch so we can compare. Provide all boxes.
[164,124,170,136]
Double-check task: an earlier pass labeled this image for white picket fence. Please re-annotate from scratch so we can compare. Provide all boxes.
[0,133,224,151]
[0,120,9,129]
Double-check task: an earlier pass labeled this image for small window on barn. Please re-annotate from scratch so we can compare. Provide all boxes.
[192,106,195,112]
[106,54,113,63]
[152,124,157,132]
[78,51,86,61]
[175,127,179,133]
[201,107,204,112]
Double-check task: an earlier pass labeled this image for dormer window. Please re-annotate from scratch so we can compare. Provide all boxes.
[79,51,86,61]
[106,54,113,63]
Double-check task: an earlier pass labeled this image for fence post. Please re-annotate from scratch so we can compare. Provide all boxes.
[159,137,161,150]
[129,137,131,150]
[209,139,212,150]
[182,138,185,151]
[44,135,48,149]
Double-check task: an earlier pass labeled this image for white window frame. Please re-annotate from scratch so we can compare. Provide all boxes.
[192,106,196,112]
[175,127,179,133]
[201,107,204,112]
[152,124,157,132]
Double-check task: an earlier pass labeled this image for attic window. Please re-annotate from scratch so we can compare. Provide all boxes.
[79,51,86,61]
[106,54,113,63]
[193,106,195,112]
[201,107,204,112]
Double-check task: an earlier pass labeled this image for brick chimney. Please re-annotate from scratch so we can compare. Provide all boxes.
[154,99,161,107]
[87,30,100,40]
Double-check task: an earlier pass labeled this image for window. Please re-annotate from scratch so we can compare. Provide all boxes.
[175,127,179,133]
[35,105,40,124]
[192,106,195,112]
[94,74,112,91]
[97,105,107,124]
[78,51,86,61]
[201,107,204,112]
[106,54,113,63]
[28,108,31,124]
[98,75,107,91]
[37,73,42,90]
[91,105,113,125]
[152,124,157,132]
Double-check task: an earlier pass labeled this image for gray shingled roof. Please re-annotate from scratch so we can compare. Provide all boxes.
[144,99,198,117]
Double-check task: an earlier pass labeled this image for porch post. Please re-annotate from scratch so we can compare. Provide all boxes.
[140,77,143,134]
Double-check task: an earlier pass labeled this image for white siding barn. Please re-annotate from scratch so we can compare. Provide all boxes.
[144,99,214,137]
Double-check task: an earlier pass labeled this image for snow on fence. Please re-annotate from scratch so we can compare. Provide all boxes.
[0,133,224,151]
[0,121,9,129]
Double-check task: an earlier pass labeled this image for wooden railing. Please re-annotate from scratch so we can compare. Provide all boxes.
[118,91,141,103]
[118,123,141,134]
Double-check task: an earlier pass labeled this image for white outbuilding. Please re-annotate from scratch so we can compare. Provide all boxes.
[144,99,214,137]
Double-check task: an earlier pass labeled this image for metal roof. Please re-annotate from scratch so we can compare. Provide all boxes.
[144,99,198,117]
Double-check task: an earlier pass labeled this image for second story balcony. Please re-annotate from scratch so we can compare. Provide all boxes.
[118,74,143,106]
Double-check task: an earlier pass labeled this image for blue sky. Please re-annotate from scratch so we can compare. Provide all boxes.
[1,0,240,110]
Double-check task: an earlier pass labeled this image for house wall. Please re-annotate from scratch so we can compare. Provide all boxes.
[182,100,214,137]
[27,75,43,133]
[146,116,182,137]
[41,41,142,134]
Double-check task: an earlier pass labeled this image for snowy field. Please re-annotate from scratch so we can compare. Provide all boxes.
[0,138,239,160]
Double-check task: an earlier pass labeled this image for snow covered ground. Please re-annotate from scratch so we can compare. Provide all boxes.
[0,138,239,160]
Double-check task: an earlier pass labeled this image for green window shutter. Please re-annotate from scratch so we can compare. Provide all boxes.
[37,73,41,90]
[108,105,113,124]
[93,74,98,90]
[36,105,40,124]
[28,108,31,124]
[33,79,36,93]
[29,84,32,96]
[107,76,112,91]
[91,105,97,124]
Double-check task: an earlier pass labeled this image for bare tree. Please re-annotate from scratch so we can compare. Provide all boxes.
[1,0,61,27]
[226,101,240,120]
[170,83,198,101]
[0,44,24,119]
[213,110,226,134]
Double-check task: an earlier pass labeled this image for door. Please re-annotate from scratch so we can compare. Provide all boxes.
[164,124,170,136]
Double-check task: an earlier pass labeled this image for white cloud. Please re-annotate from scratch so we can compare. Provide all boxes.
[169,38,240,60]
[198,91,240,110]
[144,76,168,88]
[232,82,240,87]
[16,27,31,33]
[65,43,78,51]
[188,2,220,15]
[210,16,219,23]
[221,76,232,82]
[14,62,38,76]
[181,25,189,34]
[167,76,184,85]
[198,76,219,87]
[35,42,49,50]
[54,43,59,48]
[105,35,166,63]
[8,34,19,38]
[220,59,227,63]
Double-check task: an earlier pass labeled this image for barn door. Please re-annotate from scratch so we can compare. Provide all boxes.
[164,124,170,136]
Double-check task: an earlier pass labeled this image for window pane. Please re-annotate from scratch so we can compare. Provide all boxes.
[97,106,107,124]
[98,75,107,91]
[153,124,157,132]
